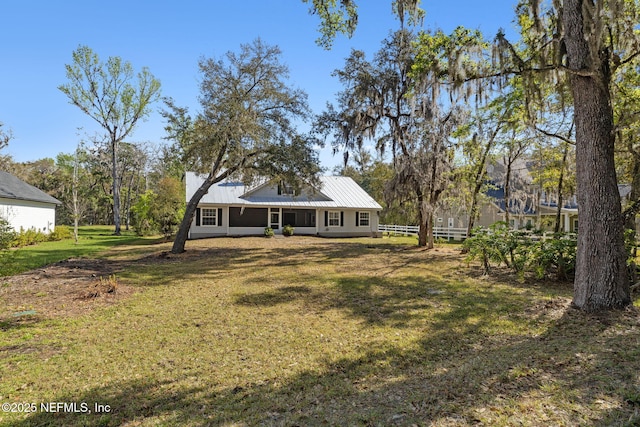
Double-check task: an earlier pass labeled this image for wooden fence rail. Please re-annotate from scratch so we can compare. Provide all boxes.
[378,225,578,241]
[378,224,468,240]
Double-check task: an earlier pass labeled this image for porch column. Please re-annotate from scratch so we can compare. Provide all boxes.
[564,212,570,232]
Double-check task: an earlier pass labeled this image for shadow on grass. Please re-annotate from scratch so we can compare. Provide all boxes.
[6,308,640,426]
[5,238,639,425]
[0,232,167,277]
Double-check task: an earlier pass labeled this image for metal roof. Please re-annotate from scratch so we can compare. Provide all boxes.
[186,172,382,210]
[0,171,61,205]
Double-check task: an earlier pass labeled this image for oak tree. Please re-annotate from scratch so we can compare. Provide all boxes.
[164,39,321,254]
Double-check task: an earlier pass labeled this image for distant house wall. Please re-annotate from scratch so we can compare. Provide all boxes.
[476,204,503,228]
[0,197,57,233]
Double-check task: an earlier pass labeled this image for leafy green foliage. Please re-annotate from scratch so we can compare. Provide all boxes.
[132,178,185,238]
[282,224,295,236]
[264,227,275,238]
[529,236,577,281]
[164,39,320,254]
[302,0,423,48]
[12,228,48,248]
[0,217,16,250]
[152,177,186,239]
[59,45,161,235]
[48,226,73,241]
[132,190,157,236]
[464,222,577,281]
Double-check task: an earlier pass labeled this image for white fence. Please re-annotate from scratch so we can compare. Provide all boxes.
[378,224,468,240]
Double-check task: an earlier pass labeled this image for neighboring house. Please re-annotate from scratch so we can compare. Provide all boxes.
[464,159,631,233]
[186,172,382,238]
[0,171,61,233]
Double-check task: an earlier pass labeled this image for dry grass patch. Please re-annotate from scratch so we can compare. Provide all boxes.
[1,236,639,426]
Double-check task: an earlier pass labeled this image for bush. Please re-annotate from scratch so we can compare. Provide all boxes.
[528,236,576,281]
[0,217,15,250]
[12,227,47,248]
[48,225,73,241]
[464,222,577,281]
[0,249,20,276]
[463,222,514,275]
[132,190,157,236]
[264,227,275,237]
[131,178,185,238]
[282,224,294,236]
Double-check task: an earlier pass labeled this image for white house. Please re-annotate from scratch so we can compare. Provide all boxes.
[0,171,61,233]
[186,172,382,238]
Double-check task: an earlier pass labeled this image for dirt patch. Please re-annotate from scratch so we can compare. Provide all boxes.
[0,257,138,322]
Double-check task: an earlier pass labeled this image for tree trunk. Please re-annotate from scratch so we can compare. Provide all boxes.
[426,211,435,249]
[111,138,121,235]
[417,192,427,247]
[564,0,630,311]
[72,167,79,244]
[466,134,495,237]
[171,173,221,254]
[553,143,569,234]
[503,155,512,227]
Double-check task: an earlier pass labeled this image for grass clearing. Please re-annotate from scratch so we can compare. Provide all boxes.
[1,235,639,426]
[0,226,162,277]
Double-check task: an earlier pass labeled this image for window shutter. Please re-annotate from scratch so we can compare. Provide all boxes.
[340,211,344,227]
[196,208,201,226]
[324,211,328,227]
[356,211,359,227]
[217,208,222,226]
[277,183,282,195]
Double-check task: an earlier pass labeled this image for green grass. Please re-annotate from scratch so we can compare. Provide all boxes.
[0,226,162,277]
[1,235,639,426]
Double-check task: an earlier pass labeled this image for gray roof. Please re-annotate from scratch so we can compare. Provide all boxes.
[186,172,382,210]
[0,171,61,205]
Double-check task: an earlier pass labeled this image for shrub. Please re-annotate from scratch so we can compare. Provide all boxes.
[464,222,577,281]
[12,227,47,248]
[132,178,185,238]
[528,236,576,281]
[0,217,15,250]
[264,227,275,237]
[48,225,73,241]
[282,224,294,236]
[463,222,513,275]
[0,249,20,276]
[132,190,157,236]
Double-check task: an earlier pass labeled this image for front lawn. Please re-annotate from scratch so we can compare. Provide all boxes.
[1,236,639,426]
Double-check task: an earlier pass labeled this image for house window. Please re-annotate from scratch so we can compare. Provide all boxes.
[358,212,370,227]
[573,219,578,232]
[328,211,341,227]
[279,181,295,196]
[201,208,217,226]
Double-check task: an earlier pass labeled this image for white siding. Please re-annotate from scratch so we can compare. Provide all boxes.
[0,198,57,233]
[317,209,380,237]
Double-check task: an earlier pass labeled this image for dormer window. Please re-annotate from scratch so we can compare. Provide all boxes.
[278,181,295,196]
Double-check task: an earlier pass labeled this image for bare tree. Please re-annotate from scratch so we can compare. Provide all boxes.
[0,122,11,151]
[59,45,161,235]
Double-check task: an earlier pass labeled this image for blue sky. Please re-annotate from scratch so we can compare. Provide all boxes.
[0,0,518,170]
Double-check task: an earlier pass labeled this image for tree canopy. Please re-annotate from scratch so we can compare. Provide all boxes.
[164,39,322,254]
[59,45,161,235]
